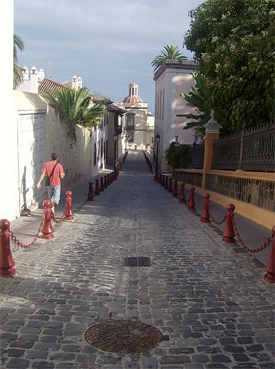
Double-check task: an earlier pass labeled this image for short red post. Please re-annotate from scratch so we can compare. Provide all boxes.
[179,183,185,203]
[201,193,210,223]
[162,175,165,187]
[187,187,196,210]
[168,178,173,193]
[0,219,16,276]
[173,180,178,197]
[222,204,236,243]
[264,225,275,283]
[64,191,74,220]
[41,200,54,239]
[100,177,104,192]
[104,175,108,188]
[95,179,100,195]
[87,181,94,201]
[165,176,168,189]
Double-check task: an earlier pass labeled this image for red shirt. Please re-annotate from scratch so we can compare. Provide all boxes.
[42,161,64,186]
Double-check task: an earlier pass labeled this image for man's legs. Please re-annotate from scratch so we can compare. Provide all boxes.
[51,186,61,214]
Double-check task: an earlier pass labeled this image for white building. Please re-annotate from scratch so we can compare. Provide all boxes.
[153,59,198,172]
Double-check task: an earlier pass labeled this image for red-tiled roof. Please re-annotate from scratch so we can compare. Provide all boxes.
[123,95,143,104]
[38,78,69,96]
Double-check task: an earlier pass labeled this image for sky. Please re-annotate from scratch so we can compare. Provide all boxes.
[14,0,203,113]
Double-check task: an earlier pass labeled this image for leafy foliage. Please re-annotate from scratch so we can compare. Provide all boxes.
[13,34,24,89]
[151,45,187,72]
[43,88,106,145]
[164,142,190,169]
[183,0,275,132]
[177,72,211,136]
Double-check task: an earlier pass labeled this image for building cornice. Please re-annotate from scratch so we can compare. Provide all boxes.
[153,59,199,81]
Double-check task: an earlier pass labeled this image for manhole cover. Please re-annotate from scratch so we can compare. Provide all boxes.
[124,257,151,267]
[85,320,163,353]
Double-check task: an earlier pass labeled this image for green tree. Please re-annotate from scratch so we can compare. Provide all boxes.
[184,0,275,132]
[151,45,187,73]
[43,87,106,145]
[177,72,211,136]
[13,34,24,88]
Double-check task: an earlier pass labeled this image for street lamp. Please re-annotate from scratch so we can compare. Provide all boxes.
[154,133,160,180]
[174,135,181,147]
[113,133,118,171]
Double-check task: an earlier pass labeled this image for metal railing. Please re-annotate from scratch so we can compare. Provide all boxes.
[212,125,274,172]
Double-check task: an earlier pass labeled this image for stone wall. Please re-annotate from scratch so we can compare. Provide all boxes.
[173,169,274,212]
[206,174,274,212]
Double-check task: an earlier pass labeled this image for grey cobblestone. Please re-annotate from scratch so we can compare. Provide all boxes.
[1,152,274,368]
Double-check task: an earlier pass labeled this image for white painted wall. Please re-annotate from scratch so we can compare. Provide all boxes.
[154,60,198,172]
[0,1,19,221]
[3,90,106,221]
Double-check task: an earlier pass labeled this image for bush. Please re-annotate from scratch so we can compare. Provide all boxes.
[164,142,191,169]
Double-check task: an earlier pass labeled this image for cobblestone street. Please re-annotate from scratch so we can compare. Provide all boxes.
[1,151,274,369]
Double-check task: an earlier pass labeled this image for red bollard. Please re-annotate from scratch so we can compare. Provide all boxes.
[0,219,16,276]
[179,183,185,203]
[187,187,196,210]
[222,204,236,243]
[87,181,94,201]
[64,191,74,220]
[95,179,100,195]
[41,200,54,239]
[201,193,210,223]
[165,176,168,190]
[104,175,108,188]
[158,173,162,184]
[100,177,104,192]
[162,175,165,187]
[168,178,173,193]
[264,225,275,283]
[173,180,178,197]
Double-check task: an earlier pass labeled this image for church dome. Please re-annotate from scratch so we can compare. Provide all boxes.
[123,82,143,104]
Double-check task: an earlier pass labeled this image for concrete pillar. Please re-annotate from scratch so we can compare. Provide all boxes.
[202,112,222,189]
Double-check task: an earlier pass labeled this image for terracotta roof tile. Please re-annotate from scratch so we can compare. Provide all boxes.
[38,78,69,96]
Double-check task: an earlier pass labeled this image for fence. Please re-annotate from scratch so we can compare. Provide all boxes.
[212,125,275,172]
[182,124,274,172]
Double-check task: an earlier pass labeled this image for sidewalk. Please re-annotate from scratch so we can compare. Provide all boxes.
[1,151,274,369]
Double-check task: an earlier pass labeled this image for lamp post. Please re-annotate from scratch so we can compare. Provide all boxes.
[154,133,160,180]
[113,133,118,172]
[174,135,181,147]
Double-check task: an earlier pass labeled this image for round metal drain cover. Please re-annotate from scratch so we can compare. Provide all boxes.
[85,320,163,353]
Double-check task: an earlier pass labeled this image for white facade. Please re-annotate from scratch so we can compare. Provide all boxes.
[0,1,19,221]
[116,81,155,150]
[153,59,198,172]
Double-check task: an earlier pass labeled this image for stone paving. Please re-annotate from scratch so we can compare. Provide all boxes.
[0,151,274,369]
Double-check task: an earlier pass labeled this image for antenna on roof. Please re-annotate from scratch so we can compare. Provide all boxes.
[48,61,52,79]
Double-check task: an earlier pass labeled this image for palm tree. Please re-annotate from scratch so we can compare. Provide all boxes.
[151,45,187,72]
[43,87,107,145]
[13,34,24,88]
[177,72,211,136]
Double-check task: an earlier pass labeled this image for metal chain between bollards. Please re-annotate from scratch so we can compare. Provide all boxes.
[51,212,66,224]
[208,201,227,225]
[8,214,45,249]
[231,213,272,253]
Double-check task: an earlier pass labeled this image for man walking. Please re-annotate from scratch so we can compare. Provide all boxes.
[37,153,65,214]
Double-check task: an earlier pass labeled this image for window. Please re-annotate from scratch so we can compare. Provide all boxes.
[127,113,135,129]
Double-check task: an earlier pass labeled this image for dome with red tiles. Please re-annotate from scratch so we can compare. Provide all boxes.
[123,82,143,105]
